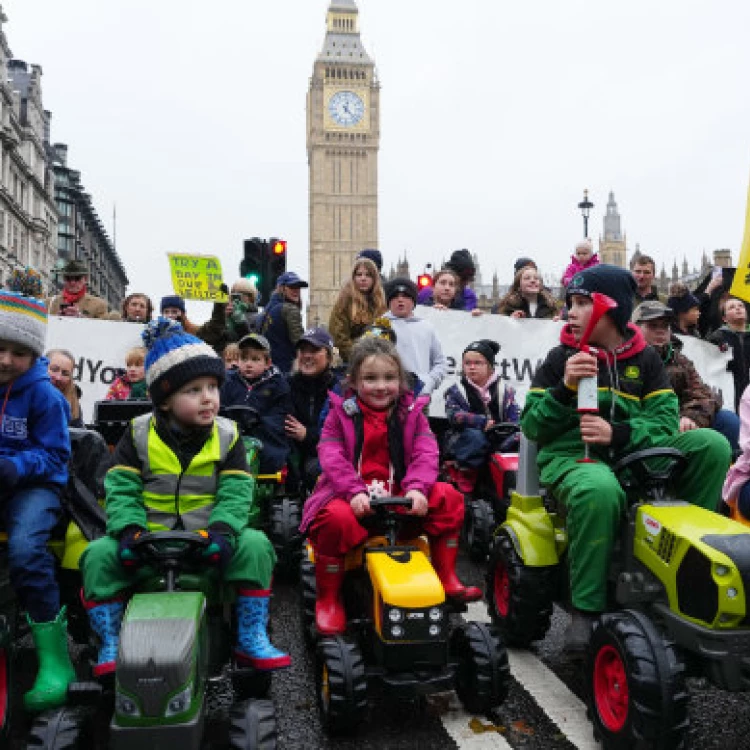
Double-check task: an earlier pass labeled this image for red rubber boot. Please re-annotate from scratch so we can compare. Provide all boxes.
[315,554,347,635]
[430,535,482,603]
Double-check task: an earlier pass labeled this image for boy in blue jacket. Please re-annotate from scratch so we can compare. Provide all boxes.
[0,292,74,711]
[220,333,291,474]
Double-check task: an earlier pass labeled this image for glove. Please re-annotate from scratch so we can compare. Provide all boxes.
[199,525,234,570]
[118,526,145,568]
[0,459,18,491]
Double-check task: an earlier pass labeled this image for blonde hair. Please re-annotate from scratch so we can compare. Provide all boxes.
[334,258,387,327]
[45,349,81,423]
[346,337,408,394]
[125,346,146,367]
[223,343,240,364]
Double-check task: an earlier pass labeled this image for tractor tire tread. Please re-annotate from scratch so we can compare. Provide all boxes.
[228,697,277,750]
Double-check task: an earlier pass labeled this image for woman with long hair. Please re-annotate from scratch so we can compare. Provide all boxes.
[328,257,387,362]
[46,349,84,427]
[494,266,558,319]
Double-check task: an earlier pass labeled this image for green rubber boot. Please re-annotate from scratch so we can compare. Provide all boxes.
[23,607,76,712]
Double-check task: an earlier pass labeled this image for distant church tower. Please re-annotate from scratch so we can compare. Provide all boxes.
[598,191,627,268]
[307,0,380,325]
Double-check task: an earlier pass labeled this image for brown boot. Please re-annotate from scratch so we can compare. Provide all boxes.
[430,535,482,603]
[314,554,347,635]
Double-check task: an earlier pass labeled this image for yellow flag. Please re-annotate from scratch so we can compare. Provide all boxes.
[729,174,750,303]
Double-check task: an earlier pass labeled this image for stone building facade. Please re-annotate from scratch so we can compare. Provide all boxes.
[598,191,627,267]
[52,143,128,310]
[307,0,380,325]
[0,11,58,291]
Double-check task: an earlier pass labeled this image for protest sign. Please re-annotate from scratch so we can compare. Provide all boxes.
[47,316,143,423]
[168,253,228,302]
[729,173,750,303]
[416,308,734,418]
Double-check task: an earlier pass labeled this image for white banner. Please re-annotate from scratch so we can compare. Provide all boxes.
[47,317,144,423]
[416,307,735,418]
[43,313,735,425]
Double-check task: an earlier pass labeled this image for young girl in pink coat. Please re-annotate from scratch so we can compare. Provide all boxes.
[723,384,750,521]
[561,239,600,288]
[300,337,479,636]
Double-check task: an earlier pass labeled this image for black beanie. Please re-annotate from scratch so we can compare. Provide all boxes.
[566,264,637,333]
[385,277,418,304]
[463,338,501,365]
[446,249,475,277]
[666,283,700,315]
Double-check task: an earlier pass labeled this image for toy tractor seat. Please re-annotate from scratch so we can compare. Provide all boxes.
[92,399,153,451]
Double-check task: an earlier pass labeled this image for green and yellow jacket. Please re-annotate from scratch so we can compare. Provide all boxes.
[522,323,679,486]
[103,411,254,540]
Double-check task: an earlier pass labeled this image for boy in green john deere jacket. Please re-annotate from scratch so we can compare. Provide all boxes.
[80,318,290,676]
[521,265,730,652]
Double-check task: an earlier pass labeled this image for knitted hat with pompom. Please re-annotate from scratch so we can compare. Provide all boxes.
[142,317,225,406]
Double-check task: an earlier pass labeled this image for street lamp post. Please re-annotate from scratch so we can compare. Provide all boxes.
[577,189,594,239]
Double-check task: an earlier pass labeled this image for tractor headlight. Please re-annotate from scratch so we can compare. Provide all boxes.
[727,587,738,599]
[115,691,141,718]
[388,608,403,623]
[164,685,193,717]
[390,624,404,638]
[428,607,443,622]
[715,564,730,577]
[429,624,441,637]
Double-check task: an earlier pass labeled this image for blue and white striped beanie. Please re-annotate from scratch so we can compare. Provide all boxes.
[141,318,225,406]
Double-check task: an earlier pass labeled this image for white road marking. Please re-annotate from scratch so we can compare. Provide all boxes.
[464,601,599,750]
[441,706,514,749]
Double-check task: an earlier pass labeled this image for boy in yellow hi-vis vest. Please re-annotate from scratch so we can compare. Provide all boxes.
[80,318,290,676]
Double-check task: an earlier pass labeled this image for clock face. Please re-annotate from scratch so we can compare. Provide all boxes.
[328,90,365,127]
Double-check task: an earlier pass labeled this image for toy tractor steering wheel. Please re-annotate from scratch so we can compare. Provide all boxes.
[367,496,413,545]
[130,531,211,591]
[485,422,520,448]
[612,447,687,502]
[219,405,261,434]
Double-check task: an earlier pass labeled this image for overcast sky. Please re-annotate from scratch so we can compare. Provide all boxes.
[4,0,750,313]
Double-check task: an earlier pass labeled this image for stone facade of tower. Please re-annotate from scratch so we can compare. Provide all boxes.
[598,191,627,268]
[307,0,380,325]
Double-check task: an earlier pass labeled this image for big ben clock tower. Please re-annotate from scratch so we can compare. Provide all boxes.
[307,0,380,325]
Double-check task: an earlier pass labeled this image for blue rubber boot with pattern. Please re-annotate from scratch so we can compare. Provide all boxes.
[235,588,291,671]
[86,599,125,677]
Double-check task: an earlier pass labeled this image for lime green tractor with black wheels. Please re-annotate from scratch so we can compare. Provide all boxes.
[486,437,750,749]
[28,531,276,750]
[300,496,510,736]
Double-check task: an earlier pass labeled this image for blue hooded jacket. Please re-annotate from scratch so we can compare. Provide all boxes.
[0,357,71,488]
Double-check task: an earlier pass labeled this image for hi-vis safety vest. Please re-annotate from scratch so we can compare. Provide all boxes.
[131,414,238,531]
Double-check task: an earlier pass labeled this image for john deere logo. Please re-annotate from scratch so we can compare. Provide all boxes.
[624,366,640,379]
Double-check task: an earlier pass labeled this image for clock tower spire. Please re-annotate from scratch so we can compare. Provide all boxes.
[307,0,380,325]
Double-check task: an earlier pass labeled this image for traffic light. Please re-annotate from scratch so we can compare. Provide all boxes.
[240,238,264,288]
[266,238,287,302]
[417,273,432,289]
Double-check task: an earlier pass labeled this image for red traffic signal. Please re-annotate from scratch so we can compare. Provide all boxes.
[417,273,432,289]
[271,239,287,256]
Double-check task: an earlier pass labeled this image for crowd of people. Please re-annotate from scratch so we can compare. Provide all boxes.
[2,240,750,712]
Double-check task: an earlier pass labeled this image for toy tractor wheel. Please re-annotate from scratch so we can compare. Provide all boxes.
[450,621,510,714]
[269,498,303,581]
[228,698,277,750]
[486,529,555,647]
[26,707,89,749]
[299,554,317,646]
[315,636,367,735]
[586,610,688,750]
[0,606,14,745]
[465,499,495,563]
[232,669,273,701]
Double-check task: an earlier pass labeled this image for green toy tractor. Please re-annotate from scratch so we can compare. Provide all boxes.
[28,531,276,750]
[301,496,510,735]
[486,436,750,749]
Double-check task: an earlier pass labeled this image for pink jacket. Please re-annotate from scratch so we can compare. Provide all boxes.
[300,391,438,532]
[561,253,600,287]
[723,387,750,503]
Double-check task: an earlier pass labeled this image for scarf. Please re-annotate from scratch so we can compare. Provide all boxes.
[62,284,87,305]
[467,370,499,407]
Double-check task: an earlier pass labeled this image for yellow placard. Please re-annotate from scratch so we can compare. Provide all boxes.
[729,173,750,304]
[168,253,228,302]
